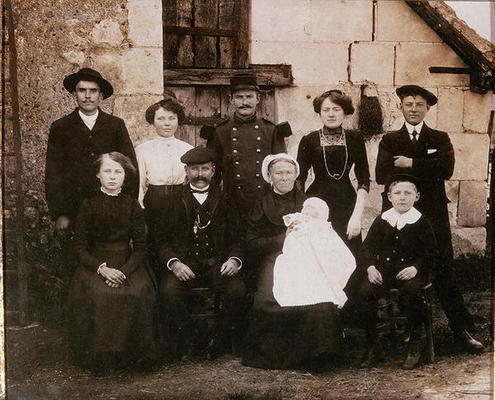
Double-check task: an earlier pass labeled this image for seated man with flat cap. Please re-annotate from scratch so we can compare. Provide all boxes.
[156,146,248,359]
[45,67,138,235]
[375,84,484,353]
[200,72,292,220]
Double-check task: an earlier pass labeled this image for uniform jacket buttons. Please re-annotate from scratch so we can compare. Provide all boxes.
[195,252,199,256]
[386,257,390,261]
[236,174,241,178]
[256,136,261,141]
[232,137,238,141]
[233,149,238,153]
[235,161,240,165]
[254,125,259,129]
[400,258,404,262]
[237,186,241,190]
[91,152,95,157]
[255,173,260,177]
[255,161,260,165]
[232,127,237,131]
[257,185,262,189]
[256,149,261,153]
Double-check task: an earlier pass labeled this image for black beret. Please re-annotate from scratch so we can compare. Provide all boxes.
[275,121,292,138]
[387,173,419,188]
[180,146,216,165]
[230,72,259,92]
[396,85,437,106]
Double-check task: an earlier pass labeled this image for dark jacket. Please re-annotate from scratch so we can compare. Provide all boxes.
[359,214,439,278]
[203,114,290,216]
[156,185,244,268]
[375,123,455,259]
[45,108,138,221]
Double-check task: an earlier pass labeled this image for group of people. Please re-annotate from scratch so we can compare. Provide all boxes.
[45,68,484,375]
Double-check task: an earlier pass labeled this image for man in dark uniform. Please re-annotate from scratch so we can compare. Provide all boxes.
[200,72,292,219]
[45,68,138,235]
[375,85,484,353]
[157,147,248,359]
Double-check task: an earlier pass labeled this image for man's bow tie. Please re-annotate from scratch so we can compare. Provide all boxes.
[191,188,208,194]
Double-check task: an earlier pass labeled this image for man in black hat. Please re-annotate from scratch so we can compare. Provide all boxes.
[156,146,247,358]
[200,72,291,219]
[45,68,138,234]
[375,85,484,353]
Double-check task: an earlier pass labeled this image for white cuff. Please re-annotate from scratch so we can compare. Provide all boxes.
[167,258,180,270]
[96,262,107,275]
[229,257,242,270]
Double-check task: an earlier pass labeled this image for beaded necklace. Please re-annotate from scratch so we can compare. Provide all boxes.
[320,128,348,181]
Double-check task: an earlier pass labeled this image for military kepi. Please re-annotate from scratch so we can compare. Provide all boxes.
[396,85,437,106]
[230,72,259,92]
[63,67,114,99]
[181,146,216,165]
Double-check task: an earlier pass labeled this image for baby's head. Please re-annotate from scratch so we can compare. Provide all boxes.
[301,197,329,220]
[387,174,420,214]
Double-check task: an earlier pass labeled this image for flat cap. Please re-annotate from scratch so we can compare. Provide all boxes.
[387,173,419,188]
[230,72,259,92]
[180,146,216,165]
[396,85,437,106]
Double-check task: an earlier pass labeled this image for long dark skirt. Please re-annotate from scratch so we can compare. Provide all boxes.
[242,253,342,369]
[67,242,158,365]
[143,184,183,270]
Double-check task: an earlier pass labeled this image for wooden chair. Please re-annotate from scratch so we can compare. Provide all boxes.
[377,283,435,363]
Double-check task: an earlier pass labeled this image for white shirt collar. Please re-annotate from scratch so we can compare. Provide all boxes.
[381,207,422,230]
[405,121,423,135]
[100,186,121,196]
[79,109,99,130]
[190,184,209,204]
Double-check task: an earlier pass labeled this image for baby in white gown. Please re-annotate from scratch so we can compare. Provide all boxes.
[273,197,356,307]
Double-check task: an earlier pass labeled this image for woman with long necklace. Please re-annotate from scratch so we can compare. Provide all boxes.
[296,90,370,255]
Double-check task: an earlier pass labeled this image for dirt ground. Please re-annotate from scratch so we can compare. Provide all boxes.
[5,290,493,400]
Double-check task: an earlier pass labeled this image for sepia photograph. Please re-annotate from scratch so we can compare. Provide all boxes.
[1,0,493,399]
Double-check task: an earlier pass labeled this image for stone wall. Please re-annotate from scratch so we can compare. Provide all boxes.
[251,0,492,256]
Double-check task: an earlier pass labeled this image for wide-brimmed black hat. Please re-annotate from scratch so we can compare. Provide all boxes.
[396,85,437,106]
[63,68,114,99]
[181,147,216,165]
[230,72,259,92]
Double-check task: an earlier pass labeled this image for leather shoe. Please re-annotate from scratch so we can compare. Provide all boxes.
[454,329,485,354]
[402,339,423,370]
[359,343,383,368]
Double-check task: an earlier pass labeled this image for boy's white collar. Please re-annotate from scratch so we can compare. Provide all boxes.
[381,207,421,230]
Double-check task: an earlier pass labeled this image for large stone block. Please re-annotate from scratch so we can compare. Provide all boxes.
[463,91,493,134]
[445,180,459,226]
[437,88,464,134]
[457,181,487,227]
[309,0,372,41]
[90,19,124,47]
[350,43,394,86]
[450,133,490,180]
[376,0,442,43]
[451,227,486,257]
[251,0,311,42]
[252,41,348,85]
[127,0,162,47]
[120,48,163,95]
[113,94,162,144]
[395,43,469,87]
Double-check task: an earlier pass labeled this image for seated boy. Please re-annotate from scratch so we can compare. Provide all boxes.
[357,174,439,369]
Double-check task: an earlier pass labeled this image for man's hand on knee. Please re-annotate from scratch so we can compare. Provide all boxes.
[367,265,383,285]
[170,260,196,281]
[396,266,418,281]
[220,258,241,277]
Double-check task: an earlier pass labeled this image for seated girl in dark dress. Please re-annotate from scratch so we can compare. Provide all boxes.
[241,154,345,370]
[68,152,158,374]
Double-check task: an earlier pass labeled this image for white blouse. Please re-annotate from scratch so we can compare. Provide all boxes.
[135,136,193,207]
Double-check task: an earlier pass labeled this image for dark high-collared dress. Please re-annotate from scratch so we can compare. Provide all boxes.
[204,113,289,218]
[241,188,342,369]
[68,191,158,366]
[296,127,370,255]
[45,108,138,223]
[375,123,475,332]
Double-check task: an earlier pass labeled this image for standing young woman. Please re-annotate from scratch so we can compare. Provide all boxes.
[135,97,193,262]
[296,90,370,255]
